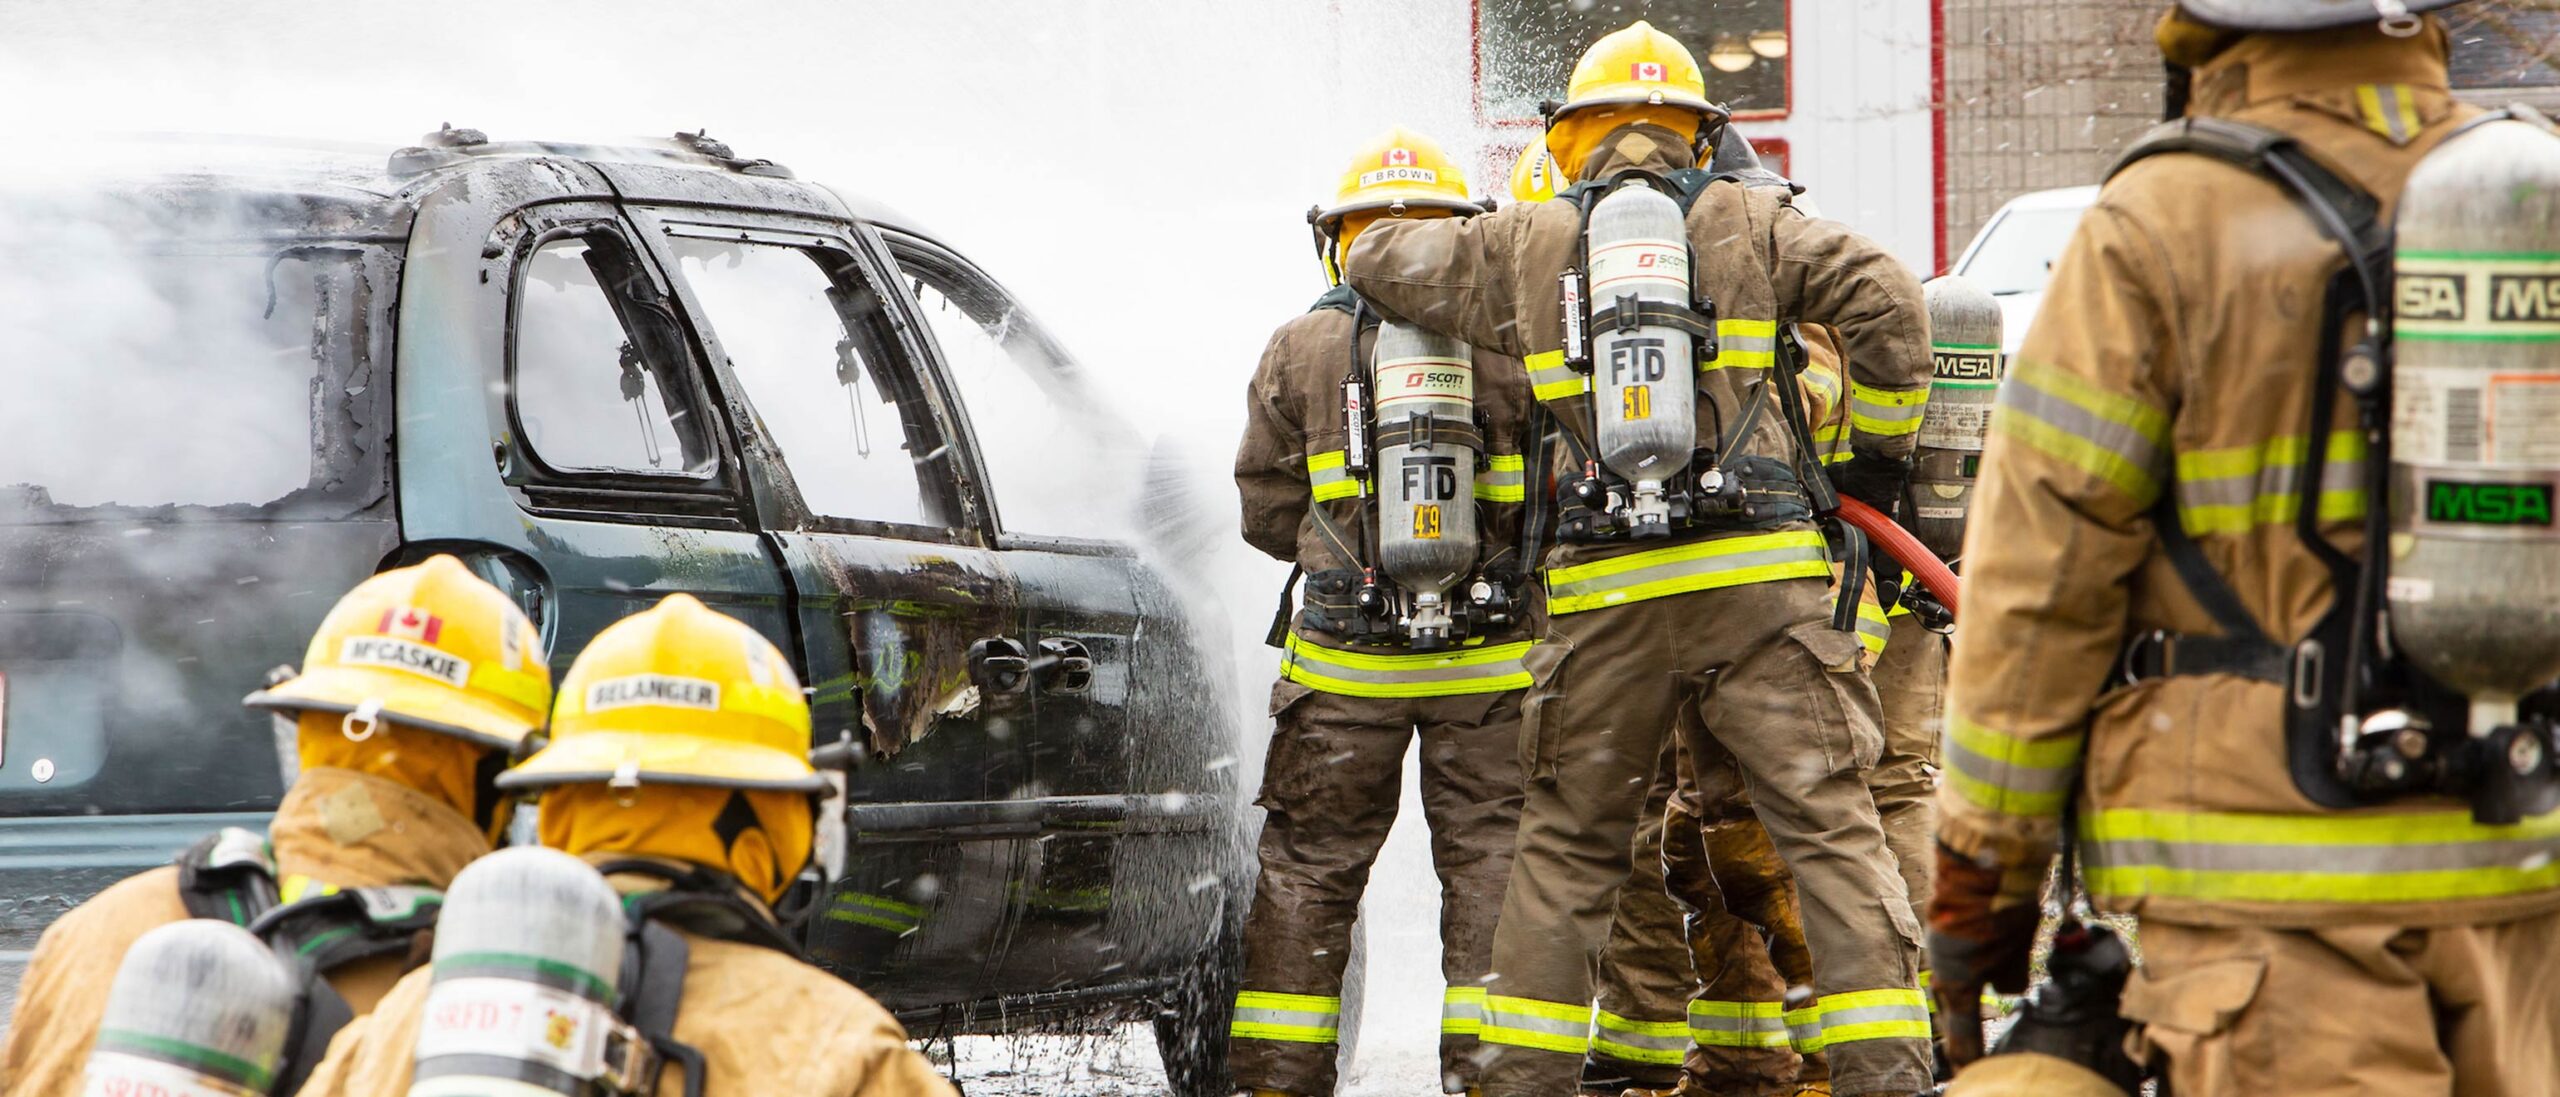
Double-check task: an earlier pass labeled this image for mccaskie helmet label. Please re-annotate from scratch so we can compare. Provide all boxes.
[341,636,472,689]
[585,674,721,713]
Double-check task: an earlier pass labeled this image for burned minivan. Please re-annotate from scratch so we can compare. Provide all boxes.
[0,130,1244,1092]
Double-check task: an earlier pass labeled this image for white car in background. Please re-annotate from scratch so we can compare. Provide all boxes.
[1951,184,2099,354]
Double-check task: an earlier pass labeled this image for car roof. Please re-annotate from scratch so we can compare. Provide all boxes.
[20,131,942,245]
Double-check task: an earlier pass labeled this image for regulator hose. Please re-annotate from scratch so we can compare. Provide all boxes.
[1833,497,1960,620]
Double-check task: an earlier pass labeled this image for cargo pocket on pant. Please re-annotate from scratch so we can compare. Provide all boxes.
[2118,954,2269,1093]
[1782,620,1885,773]
[1516,635,1576,783]
[1255,679,1323,811]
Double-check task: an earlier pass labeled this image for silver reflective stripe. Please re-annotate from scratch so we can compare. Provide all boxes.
[1853,395,1928,425]
[2088,834,2560,876]
[1687,1006,1790,1048]
[1232,1004,1339,1032]
[1593,1014,1690,1057]
[1483,1000,1595,1049]
[1942,736,2077,798]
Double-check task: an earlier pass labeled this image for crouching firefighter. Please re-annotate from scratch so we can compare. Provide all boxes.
[0,556,549,1097]
[1229,126,1533,1097]
[1342,20,1935,1097]
[298,593,955,1096]
[1932,5,2560,1094]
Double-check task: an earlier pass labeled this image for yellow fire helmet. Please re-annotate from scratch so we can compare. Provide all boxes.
[1545,20,1730,167]
[501,593,824,794]
[1310,126,1481,285]
[243,555,552,752]
[1508,141,1563,204]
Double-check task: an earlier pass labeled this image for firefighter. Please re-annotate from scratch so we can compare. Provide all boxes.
[298,592,954,1096]
[1343,21,1935,1097]
[1583,132,1948,1097]
[0,556,550,1097]
[1229,126,1532,1097]
[1929,4,2560,1093]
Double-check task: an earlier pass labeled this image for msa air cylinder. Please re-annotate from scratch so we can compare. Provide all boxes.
[82,921,297,1097]
[1586,179,1698,537]
[2388,118,2560,714]
[1915,275,2005,559]
[409,847,633,1097]
[1373,319,1480,648]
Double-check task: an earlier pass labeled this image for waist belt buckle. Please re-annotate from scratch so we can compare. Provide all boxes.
[2118,629,2171,685]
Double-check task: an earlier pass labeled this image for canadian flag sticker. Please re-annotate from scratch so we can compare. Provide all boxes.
[1382,147,1416,167]
[378,606,444,644]
[1631,61,1666,82]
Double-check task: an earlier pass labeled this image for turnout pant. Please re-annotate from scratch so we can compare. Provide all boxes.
[1585,741,1698,1090]
[2120,911,2560,1097]
[1230,682,1525,1095]
[1480,578,1929,1097]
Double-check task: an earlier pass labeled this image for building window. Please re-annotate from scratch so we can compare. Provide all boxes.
[1477,0,1791,124]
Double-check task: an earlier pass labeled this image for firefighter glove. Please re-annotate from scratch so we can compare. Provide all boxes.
[1927,841,2041,1068]
[1829,449,1912,518]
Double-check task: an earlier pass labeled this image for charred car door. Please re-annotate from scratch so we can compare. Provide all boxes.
[626,206,1022,1009]
[394,170,797,702]
[878,232,1234,1001]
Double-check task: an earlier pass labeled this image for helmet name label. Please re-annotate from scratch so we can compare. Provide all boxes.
[1356,166,1439,189]
[585,674,721,713]
[340,636,472,690]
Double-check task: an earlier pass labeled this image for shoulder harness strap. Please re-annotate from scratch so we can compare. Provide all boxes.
[175,827,279,926]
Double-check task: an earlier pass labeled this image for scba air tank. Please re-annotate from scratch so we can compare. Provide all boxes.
[2389,118,2560,712]
[1586,179,1697,537]
[1915,275,2005,559]
[1373,319,1480,648]
[82,921,297,1097]
[409,847,633,1097]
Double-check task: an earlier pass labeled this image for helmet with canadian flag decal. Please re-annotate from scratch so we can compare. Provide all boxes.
[1544,20,1729,169]
[244,554,553,751]
[1310,127,1482,285]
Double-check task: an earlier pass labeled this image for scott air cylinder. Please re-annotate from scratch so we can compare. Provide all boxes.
[1372,319,1480,648]
[1915,274,2005,559]
[409,847,635,1097]
[82,920,297,1097]
[1585,179,1698,537]
[2388,118,2560,719]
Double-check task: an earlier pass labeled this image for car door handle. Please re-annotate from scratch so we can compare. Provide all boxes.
[966,636,1032,695]
[1032,637,1094,695]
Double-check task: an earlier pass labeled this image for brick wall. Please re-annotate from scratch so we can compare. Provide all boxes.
[1938,1,2162,259]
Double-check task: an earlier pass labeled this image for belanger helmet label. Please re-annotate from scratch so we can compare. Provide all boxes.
[585,674,721,713]
[340,636,472,689]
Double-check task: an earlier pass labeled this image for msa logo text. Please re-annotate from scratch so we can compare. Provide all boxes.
[2397,273,2467,321]
[1933,352,1999,381]
[2490,274,2560,323]
[2426,480,2555,527]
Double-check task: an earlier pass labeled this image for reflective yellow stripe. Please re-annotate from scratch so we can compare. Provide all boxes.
[2176,431,2368,535]
[1442,986,1488,1035]
[1231,990,1342,1044]
[1850,381,1930,437]
[1281,633,1535,698]
[1592,1010,1690,1065]
[2082,805,2560,905]
[1527,349,1588,401]
[1783,988,1933,1053]
[1480,995,1595,1055]
[1308,449,1359,503]
[278,874,338,905]
[1993,360,2169,502]
[1887,570,1916,619]
[1544,529,1831,615]
[1475,453,1527,503]
[1943,714,2082,818]
[2355,83,2420,143]
[1850,596,1891,656]
[1706,318,1779,371]
[1687,999,1791,1049]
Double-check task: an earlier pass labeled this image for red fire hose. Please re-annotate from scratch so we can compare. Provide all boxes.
[1833,497,1959,619]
